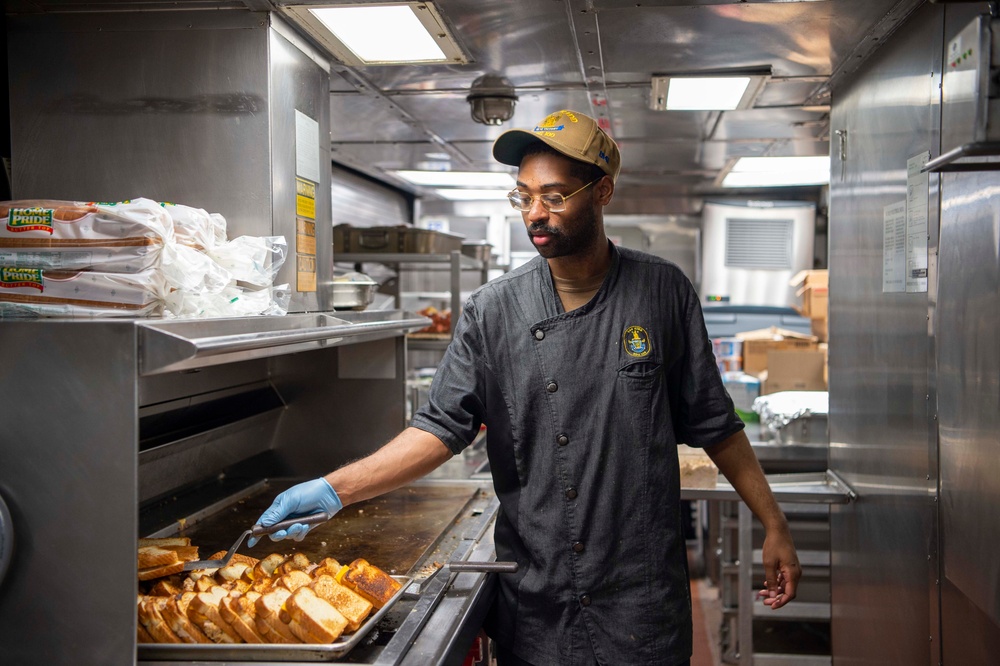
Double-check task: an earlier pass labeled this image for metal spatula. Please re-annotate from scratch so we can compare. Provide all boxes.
[182,511,333,571]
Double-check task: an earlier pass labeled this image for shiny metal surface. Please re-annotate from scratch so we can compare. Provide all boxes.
[827,3,943,662]
[937,5,1000,631]
[0,322,138,666]
[6,11,333,313]
[279,0,907,209]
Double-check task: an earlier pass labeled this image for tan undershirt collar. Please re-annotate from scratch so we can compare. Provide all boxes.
[552,268,608,312]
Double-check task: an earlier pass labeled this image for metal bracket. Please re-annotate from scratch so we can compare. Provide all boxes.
[921,141,1000,172]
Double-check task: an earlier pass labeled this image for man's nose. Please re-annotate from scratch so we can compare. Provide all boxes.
[526,197,549,223]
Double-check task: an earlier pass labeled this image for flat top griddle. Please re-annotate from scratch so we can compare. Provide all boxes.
[167,480,480,576]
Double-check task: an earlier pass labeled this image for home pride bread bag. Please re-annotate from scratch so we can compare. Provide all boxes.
[0,198,174,272]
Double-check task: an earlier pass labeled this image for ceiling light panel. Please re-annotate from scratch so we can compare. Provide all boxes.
[650,73,770,111]
[433,188,512,201]
[395,171,516,187]
[285,2,469,66]
[720,156,831,188]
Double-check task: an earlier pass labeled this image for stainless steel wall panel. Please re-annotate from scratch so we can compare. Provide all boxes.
[7,11,334,313]
[827,4,944,663]
[331,164,411,233]
[0,322,138,665]
[269,338,408,477]
[8,13,272,236]
[937,2,1000,626]
[269,21,333,312]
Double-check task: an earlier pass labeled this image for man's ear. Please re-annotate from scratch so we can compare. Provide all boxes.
[595,176,615,206]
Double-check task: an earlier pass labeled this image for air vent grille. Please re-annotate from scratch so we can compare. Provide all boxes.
[725,218,793,270]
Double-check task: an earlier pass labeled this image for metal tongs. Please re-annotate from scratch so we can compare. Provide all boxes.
[182,512,333,571]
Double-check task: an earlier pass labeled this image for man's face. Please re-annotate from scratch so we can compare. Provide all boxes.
[515,151,605,260]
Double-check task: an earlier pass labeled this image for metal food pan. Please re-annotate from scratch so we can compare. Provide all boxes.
[138,575,412,662]
[335,225,404,253]
[400,229,463,253]
[330,280,378,310]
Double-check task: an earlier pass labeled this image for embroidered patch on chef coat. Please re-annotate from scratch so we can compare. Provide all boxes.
[623,325,651,357]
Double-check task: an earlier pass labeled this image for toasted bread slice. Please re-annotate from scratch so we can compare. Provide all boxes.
[277,552,312,575]
[252,553,286,580]
[338,559,401,609]
[137,620,155,644]
[255,587,300,644]
[161,593,212,644]
[138,546,181,569]
[219,593,264,644]
[285,587,348,643]
[311,574,372,632]
[312,557,342,579]
[188,588,242,644]
[216,562,250,583]
[138,596,182,644]
[139,536,191,548]
[288,617,332,644]
[250,574,275,594]
[207,551,260,568]
[149,578,183,597]
[139,561,186,581]
[194,576,217,593]
[276,570,313,593]
[165,545,199,562]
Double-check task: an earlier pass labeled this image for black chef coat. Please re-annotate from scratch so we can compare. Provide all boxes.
[411,243,743,666]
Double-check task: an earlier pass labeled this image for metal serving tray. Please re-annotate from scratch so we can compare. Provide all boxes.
[138,575,412,662]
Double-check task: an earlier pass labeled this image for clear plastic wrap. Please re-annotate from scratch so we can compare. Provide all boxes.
[160,202,218,252]
[0,198,174,272]
[163,282,291,319]
[159,242,232,295]
[0,266,166,318]
[208,235,287,287]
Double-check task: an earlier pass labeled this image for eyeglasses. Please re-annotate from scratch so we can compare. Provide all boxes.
[507,177,602,212]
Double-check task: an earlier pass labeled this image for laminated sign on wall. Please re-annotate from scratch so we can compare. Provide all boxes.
[295,110,319,293]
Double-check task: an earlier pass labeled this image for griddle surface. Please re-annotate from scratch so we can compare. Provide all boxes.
[177,481,478,576]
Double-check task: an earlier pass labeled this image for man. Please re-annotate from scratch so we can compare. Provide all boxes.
[250,109,800,665]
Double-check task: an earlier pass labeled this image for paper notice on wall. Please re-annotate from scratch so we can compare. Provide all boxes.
[883,201,907,293]
[295,110,320,184]
[905,151,929,293]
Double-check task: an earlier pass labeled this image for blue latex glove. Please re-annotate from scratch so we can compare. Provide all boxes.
[247,477,342,547]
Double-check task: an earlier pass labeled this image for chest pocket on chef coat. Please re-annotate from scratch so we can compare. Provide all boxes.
[616,358,666,449]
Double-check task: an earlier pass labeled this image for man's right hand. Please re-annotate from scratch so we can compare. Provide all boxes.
[247,477,343,547]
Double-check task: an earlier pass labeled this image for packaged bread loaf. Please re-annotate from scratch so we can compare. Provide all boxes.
[0,266,165,318]
[0,197,173,272]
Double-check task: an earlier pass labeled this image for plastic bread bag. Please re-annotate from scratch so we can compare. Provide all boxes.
[163,282,290,319]
[0,265,165,318]
[208,235,287,287]
[160,202,218,252]
[159,241,232,295]
[0,197,174,272]
[209,213,227,247]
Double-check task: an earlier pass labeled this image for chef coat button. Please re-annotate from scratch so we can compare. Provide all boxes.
[566,487,578,500]
[546,381,558,393]
[557,434,569,446]
[580,594,592,607]
[534,329,545,340]
[572,541,585,553]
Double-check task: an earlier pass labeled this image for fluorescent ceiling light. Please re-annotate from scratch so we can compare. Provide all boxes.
[433,188,511,201]
[650,73,769,111]
[720,156,830,188]
[395,171,515,188]
[291,3,468,66]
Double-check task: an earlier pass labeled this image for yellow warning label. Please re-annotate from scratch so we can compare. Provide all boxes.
[296,177,316,220]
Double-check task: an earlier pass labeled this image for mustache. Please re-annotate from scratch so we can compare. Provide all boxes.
[527,224,560,236]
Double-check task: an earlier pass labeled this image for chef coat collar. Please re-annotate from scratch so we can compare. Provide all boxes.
[538,238,621,318]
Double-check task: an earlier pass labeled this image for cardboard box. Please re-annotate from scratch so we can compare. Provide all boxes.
[790,270,829,319]
[736,327,819,375]
[811,316,828,342]
[761,349,827,394]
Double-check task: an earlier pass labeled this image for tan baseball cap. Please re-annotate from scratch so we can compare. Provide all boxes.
[492,109,621,182]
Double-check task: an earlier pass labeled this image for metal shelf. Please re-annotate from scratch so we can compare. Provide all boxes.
[137,310,430,375]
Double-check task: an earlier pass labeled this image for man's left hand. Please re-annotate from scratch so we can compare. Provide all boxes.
[757,529,801,610]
